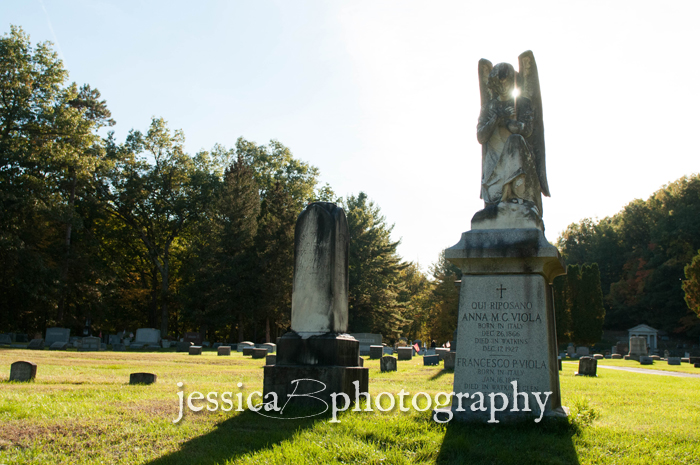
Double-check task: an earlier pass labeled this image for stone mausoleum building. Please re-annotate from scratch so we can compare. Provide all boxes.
[628,324,658,351]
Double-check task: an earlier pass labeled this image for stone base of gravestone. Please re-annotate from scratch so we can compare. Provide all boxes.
[650,355,661,361]
[593,354,603,360]
[189,346,202,355]
[667,357,681,365]
[435,348,449,360]
[129,373,157,385]
[612,354,622,359]
[624,355,640,361]
[276,332,363,367]
[252,348,268,359]
[397,347,412,361]
[369,345,383,360]
[217,346,231,356]
[27,339,44,350]
[242,347,254,356]
[639,356,653,365]
[444,352,456,370]
[380,356,397,372]
[423,355,440,366]
[10,361,37,382]
[446,229,568,423]
[177,341,193,353]
[266,354,276,365]
[50,342,68,350]
[263,365,368,408]
[576,357,597,376]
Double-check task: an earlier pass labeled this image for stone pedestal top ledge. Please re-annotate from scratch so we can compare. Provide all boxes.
[445,228,565,283]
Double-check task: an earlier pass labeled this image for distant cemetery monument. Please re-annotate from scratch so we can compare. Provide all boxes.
[263,202,368,407]
[443,51,568,422]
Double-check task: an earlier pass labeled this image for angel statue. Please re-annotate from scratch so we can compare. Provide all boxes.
[471,50,550,231]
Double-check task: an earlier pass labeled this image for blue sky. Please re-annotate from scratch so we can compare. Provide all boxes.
[3,1,700,268]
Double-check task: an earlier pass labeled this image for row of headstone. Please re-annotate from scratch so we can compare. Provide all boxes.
[349,333,383,356]
[8,360,159,385]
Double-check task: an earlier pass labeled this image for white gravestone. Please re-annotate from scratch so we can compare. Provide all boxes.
[130,328,161,349]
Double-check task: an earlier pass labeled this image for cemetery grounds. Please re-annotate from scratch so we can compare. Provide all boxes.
[0,348,699,465]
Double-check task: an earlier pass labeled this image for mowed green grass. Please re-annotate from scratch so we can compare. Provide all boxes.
[1,348,699,465]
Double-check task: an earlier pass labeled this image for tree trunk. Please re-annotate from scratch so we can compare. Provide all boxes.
[238,315,244,342]
[265,317,270,343]
[57,171,77,324]
[160,254,169,337]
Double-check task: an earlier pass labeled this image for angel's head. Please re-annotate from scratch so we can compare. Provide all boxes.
[488,63,516,100]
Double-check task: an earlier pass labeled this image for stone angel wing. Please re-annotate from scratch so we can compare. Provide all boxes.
[478,58,493,108]
[517,50,550,197]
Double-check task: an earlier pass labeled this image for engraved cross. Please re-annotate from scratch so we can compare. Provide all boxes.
[497,284,507,299]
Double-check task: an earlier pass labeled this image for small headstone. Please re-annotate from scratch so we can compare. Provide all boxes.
[217,346,231,356]
[237,341,254,353]
[252,348,268,359]
[664,350,670,358]
[189,346,202,355]
[380,356,397,372]
[130,328,161,349]
[435,348,450,360]
[423,355,440,366]
[576,347,589,357]
[593,354,603,360]
[161,340,172,349]
[10,361,37,382]
[628,336,647,359]
[604,354,612,359]
[108,335,121,345]
[242,347,254,356]
[689,356,700,365]
[176,341,192,352]
[348,333,383,356]
[0,334,12,346]
[369,345,383,360]
[567,345,576,356]
[266,354,277,365]
[27,338,44,350]
[129,373,157,385]
[397,347,412,360]
[79,336,100,352]
[49,341,68,350]
[681,357,690,363]
[650,355,660,361]
[184,332,202,346]
[425,348,436,356]
[639,356,653,365]
[576,356,597,376]
[667,357,681,365]
[45,328,70,347]
[444,352,455,370]
[382,346,394,355]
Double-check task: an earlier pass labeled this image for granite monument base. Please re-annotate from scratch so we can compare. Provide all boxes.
[445,228,568,423]
[276,332,361,367]
[262,365,368,408]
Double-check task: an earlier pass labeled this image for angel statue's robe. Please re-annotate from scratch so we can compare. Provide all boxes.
[477,96,543,217]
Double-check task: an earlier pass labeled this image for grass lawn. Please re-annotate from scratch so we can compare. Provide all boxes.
[1,348,699,464]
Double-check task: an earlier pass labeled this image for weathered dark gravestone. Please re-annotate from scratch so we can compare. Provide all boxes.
[689,356,700,365]
[217,346,231,356]
[444,352,456,370]
[261,343,276,353]
[10,361,37,381]
[383,346,394,355]
[237,341,254,353]
[242,347,254,356]
[593,354,604,360]
[129,373,157,385]
[177,341,193,353]
[667,357,681,365]
[0,334,12,346]
[435,348,450,361]
[695,363,700,369]
[639,356,653,365]
[49,342,69,350]
[266,354,277,365]
[423,355,440,366]
[184,332,202,346]
[397,347,413,361]
[349,333,383,356]
[576,357,597,376]
[380,356,397,372]
[442,51,567,423]
[611,354,622,359]
[189,346,202,355]
[264,203,368,407]
[252,348,268,359]
[369,345,383,360]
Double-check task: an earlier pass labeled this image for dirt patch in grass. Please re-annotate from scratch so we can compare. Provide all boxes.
[0,421,113,450]
[123,399,178,418]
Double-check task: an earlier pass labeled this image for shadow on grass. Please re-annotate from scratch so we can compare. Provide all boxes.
[436,417,580,465]
[146,407,323,465]
[429,369,453,381]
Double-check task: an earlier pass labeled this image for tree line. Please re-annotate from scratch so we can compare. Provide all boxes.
[0,26,453,344]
